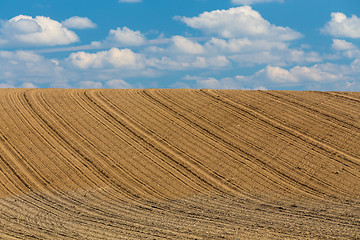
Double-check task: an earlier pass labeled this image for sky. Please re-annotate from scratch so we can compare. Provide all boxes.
[1,0,360,90]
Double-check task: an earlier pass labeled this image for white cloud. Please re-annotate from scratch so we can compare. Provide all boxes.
[177,6,301,41]
[232,0,284,5]
[255,65,344,83]
[229,48,321,66]
[332,39,356,51]
[62,16,96,29]
[146,56,191,70]
[94,27,145,47]
[171,36,204,54]
[257,66,298,83]
[146,54,230,71]
[291,65,342,82]
[350,59,360,71]
[106,79,133,89]
[109,27,145,46]
[182,75,244,89]
[193,55,230,68]
[322,12,360,38]
[0,83,15,88]
[21,82,37,88]
[331,39,360,59]
[0,15,79,46]
[79,81,103,88]
[0,50,66,87]
[69,48,145,69]
[205,37,288,53]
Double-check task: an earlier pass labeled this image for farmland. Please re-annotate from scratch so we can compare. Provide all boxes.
[0,89,359,239]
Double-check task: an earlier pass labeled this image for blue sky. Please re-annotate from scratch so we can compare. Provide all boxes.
[1,0,360,90]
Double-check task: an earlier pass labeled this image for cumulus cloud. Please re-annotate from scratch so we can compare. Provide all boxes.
[177,6,301,41]
[332,39,357,51]
[205,37,288,53]
[0,50,66,87]
[332,39,360,59]
[257,66,298,83]
[105,79,133,88]
[69,48,145,69]
[228,48,321,66]
[171,36,205,54]
[156,7,314,70]
[79,81,103,88]
[21,82,37,88]
[0,83,15,88]
[146,54,230,70]
[322,12,360,38]
[181,75,244,89]
[62,16,96,29]
[0,15,79,46]
[194,55,230,68]
[255,65,344,83]
[179,74,270,89]
[232,0,284,5]
[178,61,359,90]
[92,27,145,47]
[108,27,145,46]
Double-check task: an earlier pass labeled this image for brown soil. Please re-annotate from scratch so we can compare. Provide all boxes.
[0,89,359,239]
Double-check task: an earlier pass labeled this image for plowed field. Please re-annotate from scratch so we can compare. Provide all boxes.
[0,89,359,239]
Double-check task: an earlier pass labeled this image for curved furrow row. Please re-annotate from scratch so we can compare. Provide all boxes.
[0,90,196,239]
[197,90,360,182]
[203,90,360,198]
[267,91,360,131]
[45,89,272,229]
[0,196,201,240]
[0,89,359,239]
[38,88,236,223]
[103,89,304,200]
[154,89,344,187]
[42,90,194,204]
[205,91,360,164]
[194,89,360,196]
[158,89,359,199]
[139,89,334,200]
[8,89,105,193]
[21,89,208,227]
[75,90,212,199]
[256,91,360,156]
[273,91,360,124]
[0,89,95,218]
[86,89,243,196]
[207,90,360,166]
[86,90,344,232]
[162,89,360,200]
[12,89,133,211]
[324,91,360,104]
[35,89,178,201]
[27,91,245,237]
[25,88,192,212]
[141,89,351,200]
[259,91,360,137]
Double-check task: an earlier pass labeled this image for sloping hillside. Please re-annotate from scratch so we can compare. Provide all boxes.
[0,89,359,239]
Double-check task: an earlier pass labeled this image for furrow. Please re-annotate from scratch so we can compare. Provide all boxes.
[84,90,231,196]
[202,90,360,197]
[142,89,341,200]
[176,89,359,199]
[133,89,326,200]
[206,90,360,168]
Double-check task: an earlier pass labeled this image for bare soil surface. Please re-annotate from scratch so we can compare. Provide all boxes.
[0,89,359,239]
